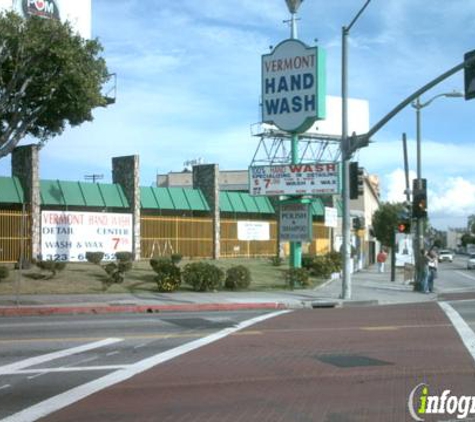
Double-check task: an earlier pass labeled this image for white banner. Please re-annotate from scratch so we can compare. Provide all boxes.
[249,162,339,196]
[41,211,133,262]
[324,206,338,228]
[237,221,270,241]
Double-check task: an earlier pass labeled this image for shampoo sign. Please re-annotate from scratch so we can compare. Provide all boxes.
[41,211,132,262]
[262,39,326,133]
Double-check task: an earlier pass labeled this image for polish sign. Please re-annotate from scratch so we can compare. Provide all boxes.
[41,211,133,262]
[262,39,326,133]
[280,203,312,242]
[249,162,339,196]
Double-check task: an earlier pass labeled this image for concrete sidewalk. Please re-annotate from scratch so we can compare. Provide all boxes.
[0,265,434,316]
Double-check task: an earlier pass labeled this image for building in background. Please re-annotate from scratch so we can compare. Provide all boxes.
[0,0,91,38]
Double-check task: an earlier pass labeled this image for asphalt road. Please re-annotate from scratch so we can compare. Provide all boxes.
[3,261,475,421]
[0,310,270,421]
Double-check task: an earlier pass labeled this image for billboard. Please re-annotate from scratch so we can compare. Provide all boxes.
[41,211,133,262]
[249,162,339,196]
[0,0,91,38]
[262,39,326,133]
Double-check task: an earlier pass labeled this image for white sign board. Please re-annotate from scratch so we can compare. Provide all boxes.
[249,162,339,196]
[324,207,338,228]
[262,39,326,133]
[280,203,312,242]
[41,211,133,262]
[237,221,270,241]
[0,0,91,38]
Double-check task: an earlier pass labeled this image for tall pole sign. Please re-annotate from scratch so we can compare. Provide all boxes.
[257,1,326,271]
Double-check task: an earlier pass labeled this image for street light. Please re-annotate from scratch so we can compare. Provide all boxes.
[410,90,463,289]
[341,0,372,300]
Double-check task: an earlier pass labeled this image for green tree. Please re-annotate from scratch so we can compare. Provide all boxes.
[0,12,110,158]
[371,202,406,247]
[468,214,475,234]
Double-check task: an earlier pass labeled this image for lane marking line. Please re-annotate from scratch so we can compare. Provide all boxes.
[4,365,129,375]
[0,338,122,376]
[0,310,290,422]
[438,302,475,363]
[454,270,475,281]
[0,384,11,390]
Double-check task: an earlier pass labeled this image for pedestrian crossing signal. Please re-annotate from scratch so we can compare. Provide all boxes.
[397,222,410,234]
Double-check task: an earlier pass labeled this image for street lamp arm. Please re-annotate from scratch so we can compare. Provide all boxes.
[346,0,372,32]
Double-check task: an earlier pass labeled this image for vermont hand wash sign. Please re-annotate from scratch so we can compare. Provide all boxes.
[262,39,326,133]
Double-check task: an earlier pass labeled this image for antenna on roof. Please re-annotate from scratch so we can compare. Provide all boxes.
[84,174,104,183]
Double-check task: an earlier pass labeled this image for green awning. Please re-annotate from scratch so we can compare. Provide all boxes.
[140,187,210,211]
[219,191,234,212]
[58,181,87,207]
[311,198,325,216]
[254,196,274,213]
[40,180,129,208]
[226,191,247,213]
[80,183,108,207]
[0,176,24,204]
[140,187,159,209]
[98,184,128,208]
[168,188,191,210]
[240,193,259,213]
[153,188,174,210]
[183,189,209,211]
[41,180,66,205]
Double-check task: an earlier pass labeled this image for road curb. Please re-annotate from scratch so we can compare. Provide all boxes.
[0,302,288,317]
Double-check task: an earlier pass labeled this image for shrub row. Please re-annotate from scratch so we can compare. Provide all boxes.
[150,259,252,293]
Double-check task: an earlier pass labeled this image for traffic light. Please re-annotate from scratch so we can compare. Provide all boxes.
[349,162,364,200]
[397,221,411,234]
[464,49,475,100]
[412,178,427,219]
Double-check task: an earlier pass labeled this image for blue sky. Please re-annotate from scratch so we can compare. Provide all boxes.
[1,0,475,230]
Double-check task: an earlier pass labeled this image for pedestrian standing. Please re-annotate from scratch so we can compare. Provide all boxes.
[377,249,387,273]
[420,249,430,293]
[427,250,438,293]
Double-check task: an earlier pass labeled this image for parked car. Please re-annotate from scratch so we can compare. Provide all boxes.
[467,254,475,270]
[438,250,453,263]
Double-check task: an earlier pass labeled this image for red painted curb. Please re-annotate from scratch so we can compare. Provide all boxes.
[0,302,288,317]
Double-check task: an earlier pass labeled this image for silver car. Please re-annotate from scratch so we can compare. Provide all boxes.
[467,254,475,270]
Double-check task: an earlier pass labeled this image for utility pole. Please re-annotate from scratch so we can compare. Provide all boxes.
[84,174,104,183]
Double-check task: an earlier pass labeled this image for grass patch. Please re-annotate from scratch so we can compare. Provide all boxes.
[0,257,328,295]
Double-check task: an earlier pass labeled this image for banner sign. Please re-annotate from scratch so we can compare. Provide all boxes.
[249,162,339,196]
[262,39,326,133]
[41,211,133,262]
[280,203,312,242]
[237,221,270,241]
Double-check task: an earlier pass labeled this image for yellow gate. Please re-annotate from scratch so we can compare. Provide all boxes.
[141,215,213,259]
[0,209,31,263]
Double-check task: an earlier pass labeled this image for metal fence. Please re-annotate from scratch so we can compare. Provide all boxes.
[140,215,214,259]
[0,209,31,263]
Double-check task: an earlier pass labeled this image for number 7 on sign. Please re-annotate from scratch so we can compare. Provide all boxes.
[112,238,120,249]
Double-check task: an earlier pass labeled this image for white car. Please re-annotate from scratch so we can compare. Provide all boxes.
[467,254,475,270]
[438,250,453,263]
